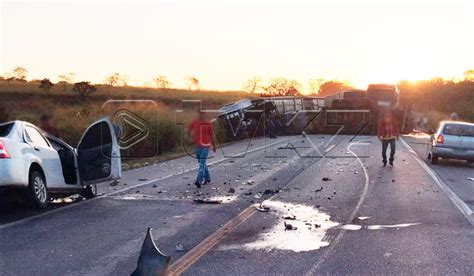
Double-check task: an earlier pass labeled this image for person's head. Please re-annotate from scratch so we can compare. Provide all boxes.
[39,114,53,126]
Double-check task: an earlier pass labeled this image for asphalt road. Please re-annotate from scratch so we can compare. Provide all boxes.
[0,135,473,275]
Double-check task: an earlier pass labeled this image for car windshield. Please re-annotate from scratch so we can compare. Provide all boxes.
[443,124,474,137]
[0,123,14,137]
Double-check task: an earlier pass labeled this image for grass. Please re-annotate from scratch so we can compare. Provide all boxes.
[0,80,253,164]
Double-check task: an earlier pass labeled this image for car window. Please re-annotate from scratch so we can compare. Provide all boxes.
[25,126,50,147]
[48,137,66,151]
[78,121,112,150]
[443,124,474,137]
[0,123,14,137]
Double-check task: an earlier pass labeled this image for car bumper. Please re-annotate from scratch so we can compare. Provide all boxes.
[0,159,29,188]
[432,146,474,160]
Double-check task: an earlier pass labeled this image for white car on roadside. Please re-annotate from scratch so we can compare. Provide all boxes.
[0,118,121,208]
[427,121,474,164]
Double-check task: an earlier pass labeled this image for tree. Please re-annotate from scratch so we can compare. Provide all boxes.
[39,78,54,93]
[308,78,325,94]
[58,73,75,92]
[464,70,474,81]
[263,77,301,96]
[317,80,351,96]
[105,73,128,86]
[242,76,262,94]
[12,67,27,81]
[153,76,171,89]
[73,82,97,99]
[186,76,200,90]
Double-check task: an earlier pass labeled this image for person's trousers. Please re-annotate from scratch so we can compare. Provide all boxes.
[195,147,210,183]
[381,138,396,162]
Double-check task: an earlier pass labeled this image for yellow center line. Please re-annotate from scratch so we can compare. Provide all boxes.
[167,206,256,275]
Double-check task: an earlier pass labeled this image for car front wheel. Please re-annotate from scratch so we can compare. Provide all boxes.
[80,184,98,199]
[27,170,49,209]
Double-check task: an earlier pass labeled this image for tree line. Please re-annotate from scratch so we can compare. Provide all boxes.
[1,66,473,119]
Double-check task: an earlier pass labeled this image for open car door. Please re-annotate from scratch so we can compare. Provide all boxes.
[77,118,121,185]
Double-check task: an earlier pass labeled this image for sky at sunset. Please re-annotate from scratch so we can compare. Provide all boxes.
[1,0,473,92]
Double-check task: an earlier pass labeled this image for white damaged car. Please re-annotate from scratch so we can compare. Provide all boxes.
[0,118,121,208]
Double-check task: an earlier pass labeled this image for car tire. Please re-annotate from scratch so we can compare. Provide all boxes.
[27,170,49,209]
[80,184,98,199]
[430,154,439,165]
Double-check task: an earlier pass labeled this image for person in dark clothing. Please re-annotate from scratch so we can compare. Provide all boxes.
[265,112,278,139]
[377,111,399,166]
[0,107,7,122]
[39,114,60,138]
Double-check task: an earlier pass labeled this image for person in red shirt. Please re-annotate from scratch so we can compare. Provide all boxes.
[377,111,399,166]
[188,112,216,188]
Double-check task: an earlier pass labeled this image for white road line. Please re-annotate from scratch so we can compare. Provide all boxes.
[0,137,293,231]
[400,137,474,225]
[305,141,371,275]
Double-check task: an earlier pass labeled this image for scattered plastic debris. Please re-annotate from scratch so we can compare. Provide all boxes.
[467,177,474,181]
[284,222,297,230]
[341,224,362,230]
[110,180,119,187]
[255,205,270,212]
[315,187,323,193]
[193,199,222,204]
[322,177,332,181]
[175,243,188,252]
[263,189,279,196]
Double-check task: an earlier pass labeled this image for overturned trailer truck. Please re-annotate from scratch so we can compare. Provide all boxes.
[217,84,413,139]
[217,96,325,139]
[323,84,413,135]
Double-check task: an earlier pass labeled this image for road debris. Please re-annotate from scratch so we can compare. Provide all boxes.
[132,228,170,276]
[263,189,279,196]
[315,187,323,193]
[255,204,270,212]
[467,177,474,181]
[193,199,222,204]
[138,178,148,181]
[283,215,296,220]
[322,177,332,181]
[175,243,188,252]
[284,222,297,230]
[228,188,235,193]
[110,180,119,187]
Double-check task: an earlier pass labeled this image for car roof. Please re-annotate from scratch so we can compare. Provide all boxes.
[440,120,474,127]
